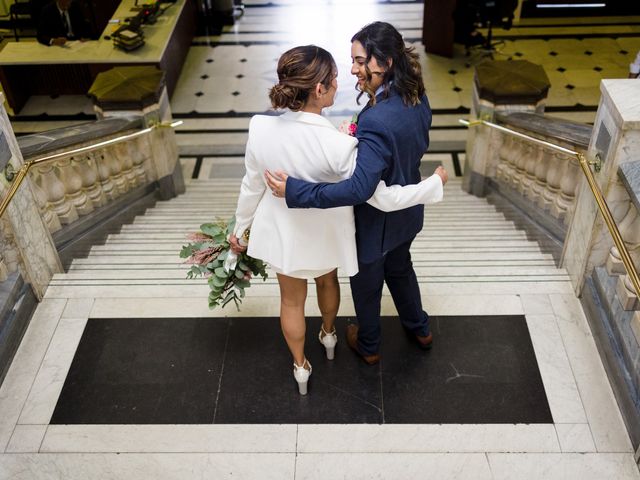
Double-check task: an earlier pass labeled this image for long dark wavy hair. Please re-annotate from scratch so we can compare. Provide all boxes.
[351,22,425,106]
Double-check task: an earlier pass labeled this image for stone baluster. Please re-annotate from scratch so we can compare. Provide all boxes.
[547,153,570,217]
[617,274,640,310]
[130,136,149,184]
[114,141,137,189]
[106,146,127,196]
[505,137,522,190]
[0,255,7,281]
[503,135,520,187]
[134,135,156,182]
[539,151,564,211]
[530,147,552,204]
[522,144,542,199]
[30,173,62,233]
[57,157,93,216]
[552,153,581,223]
[95,151,117,202]
[516,141,533,194]
[512,139,531,193]
[0,218,19,274]
[495,133,511,183]
[498,136,513,187]
[125,142,140,188]
[606,201,640,276]
[74,153,105,209]
[608,245,627,276]
[36,163,78,225]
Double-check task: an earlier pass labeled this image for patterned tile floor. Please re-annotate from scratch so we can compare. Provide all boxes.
[9,2,640,181]
[8,5,640,122]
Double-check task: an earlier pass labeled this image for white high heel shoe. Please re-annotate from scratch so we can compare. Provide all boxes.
[293,359,312,395]
[318,325,337,360]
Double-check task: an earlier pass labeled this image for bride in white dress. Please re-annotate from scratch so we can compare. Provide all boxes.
[230,45,447,394]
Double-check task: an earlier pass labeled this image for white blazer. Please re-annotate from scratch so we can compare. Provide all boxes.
[234,111,443,278]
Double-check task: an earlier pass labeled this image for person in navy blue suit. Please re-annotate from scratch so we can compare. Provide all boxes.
[265,22,448,365]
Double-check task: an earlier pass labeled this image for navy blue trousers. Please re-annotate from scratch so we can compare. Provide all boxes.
[349,238,430,355]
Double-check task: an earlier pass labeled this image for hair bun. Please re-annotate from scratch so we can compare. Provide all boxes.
[269,82,303,110]
[269,83,283,95]
[269,45,335,111]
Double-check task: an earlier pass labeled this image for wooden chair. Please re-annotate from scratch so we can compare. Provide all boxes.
[9,0,34,41]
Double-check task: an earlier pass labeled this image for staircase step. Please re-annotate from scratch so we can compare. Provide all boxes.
[51,177,569,303]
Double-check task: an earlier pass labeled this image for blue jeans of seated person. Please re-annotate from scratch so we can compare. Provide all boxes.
[349,238,430,356]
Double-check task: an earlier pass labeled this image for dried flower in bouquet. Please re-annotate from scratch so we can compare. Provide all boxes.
[179,216,268,310]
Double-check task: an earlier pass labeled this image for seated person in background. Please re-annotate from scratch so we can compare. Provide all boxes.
[453,0,518,48]
[453,0,485,47]
[37,0,91,46]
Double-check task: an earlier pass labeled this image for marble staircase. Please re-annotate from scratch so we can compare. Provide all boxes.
[46,177,575,316]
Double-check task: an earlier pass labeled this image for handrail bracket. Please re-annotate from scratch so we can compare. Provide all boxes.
[589,153,603,173]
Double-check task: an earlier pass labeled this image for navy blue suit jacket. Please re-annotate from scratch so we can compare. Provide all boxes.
[285,87,432,264]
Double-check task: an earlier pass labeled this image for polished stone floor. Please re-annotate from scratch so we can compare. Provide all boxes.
[1,1,640,478]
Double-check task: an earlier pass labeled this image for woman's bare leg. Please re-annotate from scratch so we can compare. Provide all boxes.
[315,269,339,335]
[277,273,308,367]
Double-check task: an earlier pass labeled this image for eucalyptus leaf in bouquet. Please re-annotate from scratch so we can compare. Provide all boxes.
[180,216,268,310]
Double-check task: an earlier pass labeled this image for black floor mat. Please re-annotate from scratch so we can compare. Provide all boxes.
[51,315,552,425]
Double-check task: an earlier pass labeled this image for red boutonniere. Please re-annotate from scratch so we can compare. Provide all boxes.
[338,113,358,137]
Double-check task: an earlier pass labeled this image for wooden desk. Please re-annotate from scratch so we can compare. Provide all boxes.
[422,0,456,58]
[0,0,195,113]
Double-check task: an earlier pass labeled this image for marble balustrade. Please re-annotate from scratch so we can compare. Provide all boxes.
[489,110,640,313]
[492,120,586,228]
[470,109,640,313]
[25,131,157,234]
[0,114,177,290]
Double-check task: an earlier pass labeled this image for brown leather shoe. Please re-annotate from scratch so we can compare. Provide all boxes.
[346,324,380,365]
[415,332,433,350]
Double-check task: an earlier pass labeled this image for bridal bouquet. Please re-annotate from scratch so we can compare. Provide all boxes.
[180,216,268,310]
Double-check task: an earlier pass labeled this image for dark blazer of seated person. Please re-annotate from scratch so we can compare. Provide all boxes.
[37,0,92,46]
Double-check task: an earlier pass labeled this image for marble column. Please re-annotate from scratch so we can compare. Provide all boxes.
[0,92,62,300]
[563,80,640,295]
[463,60,550,196]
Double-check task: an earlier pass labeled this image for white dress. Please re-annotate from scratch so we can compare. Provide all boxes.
[233,111,443,279]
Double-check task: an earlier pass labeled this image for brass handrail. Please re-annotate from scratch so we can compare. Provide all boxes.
[0,120,183,220]
[460,117,640,299]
